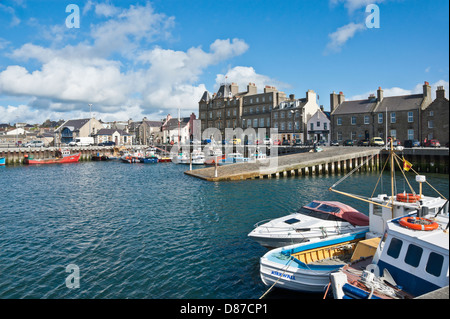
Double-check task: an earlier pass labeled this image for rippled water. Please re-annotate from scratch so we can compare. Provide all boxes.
[0,162,448,299]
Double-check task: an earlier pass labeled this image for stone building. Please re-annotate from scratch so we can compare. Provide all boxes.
[272,90,320,142]
[330,82,435,144]
[421,86,449,145]
[54,118,104,145]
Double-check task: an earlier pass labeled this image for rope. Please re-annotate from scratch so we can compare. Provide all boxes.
[259,257,294,299]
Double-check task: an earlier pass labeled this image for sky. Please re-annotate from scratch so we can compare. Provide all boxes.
[0,0,448,125]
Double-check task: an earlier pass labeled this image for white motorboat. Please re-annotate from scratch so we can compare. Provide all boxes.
[249,201,370,248]
[191,149,205,165]
[220,152,250,165]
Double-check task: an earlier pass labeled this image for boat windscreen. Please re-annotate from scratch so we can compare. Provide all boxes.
[284,218,301,225]
[304,202,321,209]
[317,204,341,214]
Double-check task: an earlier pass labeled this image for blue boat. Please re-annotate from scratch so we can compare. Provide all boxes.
[260,230,369,293]
[140,157,158,163]
[0,157,5,166]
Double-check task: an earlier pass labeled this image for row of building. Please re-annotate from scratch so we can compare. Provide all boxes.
[0,113,197,147]
[198,81,449,145]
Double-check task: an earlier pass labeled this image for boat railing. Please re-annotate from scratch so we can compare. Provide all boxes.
[252,223,363,234]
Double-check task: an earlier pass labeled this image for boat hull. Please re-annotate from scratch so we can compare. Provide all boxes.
[24,153,81,165]
[140,157,158,163]
[0,157,5,166]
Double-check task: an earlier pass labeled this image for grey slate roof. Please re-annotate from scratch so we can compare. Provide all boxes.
[200,91,211,102]
[56,118,90,132]
[332,98,378,115]
[373,94,423,112]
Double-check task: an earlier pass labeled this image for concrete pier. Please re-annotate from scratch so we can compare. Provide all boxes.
[185,147,382,182]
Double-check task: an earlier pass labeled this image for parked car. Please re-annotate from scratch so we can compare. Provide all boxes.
[404,139,421,148]
[24,140,45,148]
[282,140,290,145]
[273,139,281,145]
[330,140,340,146]
[357,139,370,146]
[98,141,116,146]
[293,139,303,146]
[343,139,354,146]
[263,138,272,145]
[424,139,441,148]
[370,137,385,146]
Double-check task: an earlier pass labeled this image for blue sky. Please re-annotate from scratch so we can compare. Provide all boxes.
[0,0,448,124]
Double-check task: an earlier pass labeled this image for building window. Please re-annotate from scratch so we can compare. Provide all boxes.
[250,98,253,104]
[351,132,356,140]
[310,123,314,131]
[408,111,414,123]
[390,112,396,123]
[233,109,237,116]
[390,129,397,139]
[407,129,414,140]
[274,113,278,119]
[259,118,264,127]
[274,122,278,129]
[281,122,285,131]
[324,122,327,130]
[378,113,383,124]
[209,112,213,119]
[280,112,285,119]
[351,116,356,125]
[337,132,342,141]
[364,116,370,124]
[253,119,258,127]
[429,111,434,116]
[428,120,434,128]
[250,107,253,114]
[288,122,292,130]
[227,110,231,117]
[295,121,299,130]
[317,121,321,127]
[256,97,259,103]
[267,118,270,127]
[337,117,342,126]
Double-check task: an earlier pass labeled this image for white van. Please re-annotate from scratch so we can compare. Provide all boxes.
[69,137,94,146]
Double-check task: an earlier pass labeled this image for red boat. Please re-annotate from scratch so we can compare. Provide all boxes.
[24,151,81,165]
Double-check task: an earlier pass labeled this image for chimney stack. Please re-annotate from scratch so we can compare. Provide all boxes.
[330,91,339,113]
[338,91,345,105]
[289,94,295,100]
[377,87,384,102]
[423,81,431,102]
[436,86,446,100]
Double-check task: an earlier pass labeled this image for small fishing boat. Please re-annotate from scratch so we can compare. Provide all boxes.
[171,152,190,164]
[91,153,111,161]
[327,140,449,299]
[23,149,80,165]
[120,154,141,163]
[140,156,158,163]
[158,156,171,163]
[249,201,370,248]
[330,194,449,299]
[259,230,370,293]
[0,157,5,166]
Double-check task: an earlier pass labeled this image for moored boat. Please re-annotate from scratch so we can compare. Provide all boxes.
[249,201,370,249]
[0,157,5,166]
[259,230,370,293]
[140,156,158,163]
[23,150,80,165]
[219,152,250,165]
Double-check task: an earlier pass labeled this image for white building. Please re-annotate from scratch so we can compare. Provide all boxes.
[307,108,331,145]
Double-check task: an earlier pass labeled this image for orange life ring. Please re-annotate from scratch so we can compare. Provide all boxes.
[396,193,421,203]
[399,217,439,231]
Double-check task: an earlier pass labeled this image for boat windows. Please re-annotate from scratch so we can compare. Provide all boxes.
[284,218,300,225]
[426,252,444,277]
[386,238,403,259]
[317,204,341,214]
[298,207,347,223]
[404,244,423,268]
[304,202,321,209]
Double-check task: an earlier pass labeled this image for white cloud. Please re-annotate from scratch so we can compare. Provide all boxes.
[325,22,366,54]
[0,1,253,123]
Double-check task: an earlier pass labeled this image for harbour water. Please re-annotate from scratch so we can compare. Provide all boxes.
[0,161,448,299]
